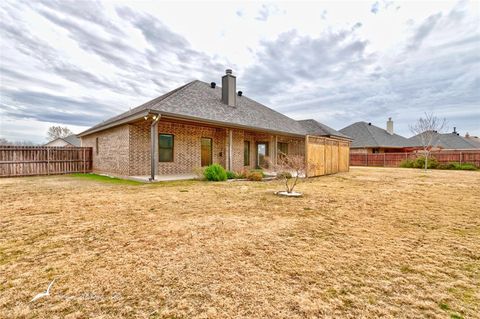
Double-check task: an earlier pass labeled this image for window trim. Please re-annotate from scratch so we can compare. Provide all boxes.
[158,133,174,162]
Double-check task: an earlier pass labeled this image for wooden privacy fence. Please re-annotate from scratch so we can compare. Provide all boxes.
[350,151,480,168]
[305,136,350,177]
[0,146,92,177]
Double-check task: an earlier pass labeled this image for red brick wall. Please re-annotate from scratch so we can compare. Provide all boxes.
[155,121,226,175]
[82,120,306,177]
[81,124,130,176]
[129,121,151,176]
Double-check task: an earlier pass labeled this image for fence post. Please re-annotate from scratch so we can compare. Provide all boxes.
[83,148,86,173]
[366,152,368,166]
[460,152,462,164]
[383,153,386,167]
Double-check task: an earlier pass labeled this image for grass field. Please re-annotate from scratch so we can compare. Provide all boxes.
[1,167,479,318]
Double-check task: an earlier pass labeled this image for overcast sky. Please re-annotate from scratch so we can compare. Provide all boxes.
[1,0,479,143]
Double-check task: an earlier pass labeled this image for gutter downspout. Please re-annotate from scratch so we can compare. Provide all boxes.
[149,114,161,181]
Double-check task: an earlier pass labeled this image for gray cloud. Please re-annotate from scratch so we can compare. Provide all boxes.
[0,0,228,135]
[256,4,270,21]
[1,89,111,126]
[406,12,442,51]
[371,2,380,14]
[243,27,371,98]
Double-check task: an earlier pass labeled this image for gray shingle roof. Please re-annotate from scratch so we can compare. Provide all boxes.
[297,119,351,139]
[339,121,414,148]
[63,135,81,146]
[409,132,480,149]
[81,80,341,138]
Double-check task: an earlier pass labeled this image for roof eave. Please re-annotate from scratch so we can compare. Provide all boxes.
[78,109,161,137]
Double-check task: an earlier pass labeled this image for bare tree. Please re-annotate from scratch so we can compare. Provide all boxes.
[0,138,12,145]
[0,138,36,146]
[409,113,447,171]
[46,126,73,141]
[266,153,307,194]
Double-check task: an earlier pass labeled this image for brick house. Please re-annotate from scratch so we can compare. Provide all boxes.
[79,70,351,180]
[340,119,416,154]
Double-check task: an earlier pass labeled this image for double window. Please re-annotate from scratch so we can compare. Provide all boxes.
[159,134,174,162]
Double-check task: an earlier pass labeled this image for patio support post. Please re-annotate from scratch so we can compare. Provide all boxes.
[228,129,233,171]
[274,135,278,166]
[149,114,161,181]
[305,135,309,178]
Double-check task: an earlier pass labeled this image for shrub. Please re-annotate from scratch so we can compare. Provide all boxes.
[203,164,227,181]
[413,156,439,169]
[226,170,237,179]
[439,162,477,171]
[454,163,477,170]
[250,169,265,177]
[399,159,414,168]
[247,171,263,181]
[236,171,247,179]
[437,162,456,170]
[277,171,292,179]
[244,169,264,181]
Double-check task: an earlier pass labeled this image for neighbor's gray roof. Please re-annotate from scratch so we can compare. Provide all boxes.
[409,132,480,150]
[339,121,414,148]
[297,119,351,139]
[62,135,81,146]
[80,80,312,137]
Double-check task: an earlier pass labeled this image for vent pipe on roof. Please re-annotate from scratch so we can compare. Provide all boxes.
[453,127,457,134]
[222,69,236,106]
[386,117,394,135]
[237,91,243,96]
[210,82,216,88]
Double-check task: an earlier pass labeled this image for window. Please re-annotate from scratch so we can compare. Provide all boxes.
[201,137,212,166]
[159,134,174,162]
[96,137,99,155]
[244,141,250,166]
[278,142,288,157]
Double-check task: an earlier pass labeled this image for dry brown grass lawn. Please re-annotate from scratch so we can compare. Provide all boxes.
[0,167,479,318]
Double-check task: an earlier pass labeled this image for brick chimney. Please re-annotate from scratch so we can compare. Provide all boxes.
[222,69,236,106]
[386,117,394,135]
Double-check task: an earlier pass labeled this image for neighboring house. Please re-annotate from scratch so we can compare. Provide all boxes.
[409,128,480,151]
[79,70,351,180]
[44,135,81,147]
[339,118,415,154]
[464,133,480,148]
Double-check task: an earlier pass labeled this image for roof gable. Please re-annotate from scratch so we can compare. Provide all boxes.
[409,132,480,149]
[62,135,81,146]
[340,121,413,148]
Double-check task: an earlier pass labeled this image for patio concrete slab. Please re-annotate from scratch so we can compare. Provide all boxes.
[129,174,197,182]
